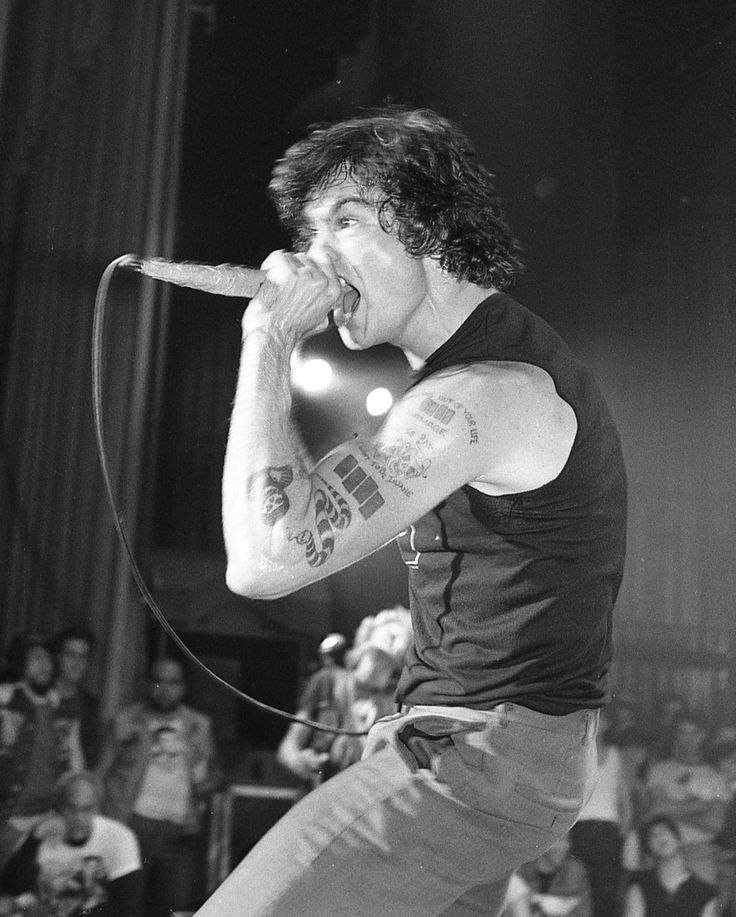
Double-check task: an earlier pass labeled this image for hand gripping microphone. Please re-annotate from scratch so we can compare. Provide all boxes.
[129,255,360,320]
[91,252,368,737]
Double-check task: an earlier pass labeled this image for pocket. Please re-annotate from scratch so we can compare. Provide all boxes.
[440,725,585,832]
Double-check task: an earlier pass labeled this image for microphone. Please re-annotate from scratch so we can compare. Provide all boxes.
[129,255,361,321]
[133,257,266,299]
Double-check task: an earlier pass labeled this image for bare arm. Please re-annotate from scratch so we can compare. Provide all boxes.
[276,718,329,784]
[223,254,576,600]
[622,883,646,917]
[617,761,634,834]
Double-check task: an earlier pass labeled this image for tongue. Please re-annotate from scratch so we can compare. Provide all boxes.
[334,286,360,327]
[342,286,360,313]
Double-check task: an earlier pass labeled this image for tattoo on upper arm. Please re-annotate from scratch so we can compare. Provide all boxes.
[355,433,430,499]
[412,392,479,444]
[248,466,295,526]
[333,454,385,519]
[291,475,352,567]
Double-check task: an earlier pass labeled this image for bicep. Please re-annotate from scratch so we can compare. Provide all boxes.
[235,384,485,597]
[227,364,573,598]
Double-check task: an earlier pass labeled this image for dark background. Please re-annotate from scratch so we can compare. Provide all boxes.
[1,1,734,754]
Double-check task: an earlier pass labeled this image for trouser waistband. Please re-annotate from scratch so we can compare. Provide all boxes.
[398,702,599,740]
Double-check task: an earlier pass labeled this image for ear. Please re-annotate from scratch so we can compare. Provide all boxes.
[422,255,467,303]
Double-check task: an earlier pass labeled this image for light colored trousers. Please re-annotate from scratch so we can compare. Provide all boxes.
[197,702,599,917]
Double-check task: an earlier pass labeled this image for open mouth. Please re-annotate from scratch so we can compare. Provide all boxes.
[334,282,360,328]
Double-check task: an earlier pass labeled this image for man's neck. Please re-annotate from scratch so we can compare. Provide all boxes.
[22,680,54,702]
[56,677,80,699]
[398,273,495,362]
[656,855,689,890]
[147,703,182,718]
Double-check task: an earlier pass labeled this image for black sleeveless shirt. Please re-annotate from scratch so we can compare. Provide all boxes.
[395,293,627,714]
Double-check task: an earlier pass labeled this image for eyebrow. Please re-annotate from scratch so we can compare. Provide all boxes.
[306,195,372,227]
[329,195,370,214]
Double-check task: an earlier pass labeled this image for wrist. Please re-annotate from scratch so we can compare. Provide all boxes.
[241,316,292,351]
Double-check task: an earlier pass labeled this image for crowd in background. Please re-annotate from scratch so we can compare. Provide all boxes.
[1,620,735,917]
[0,628,219,917]
[499,698,736,916]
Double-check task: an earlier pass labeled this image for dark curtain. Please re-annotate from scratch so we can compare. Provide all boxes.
[0,0,191,717]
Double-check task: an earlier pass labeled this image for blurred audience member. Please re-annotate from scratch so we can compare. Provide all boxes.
[0,770,141,917]
[650,692,689,761]
[518,832,593,917]
[623,816,719,917]
[609,698,651,799]
[570,708,632,917]
[342,606,413,731]
[52,626,101,768]
[642,713,729,884]
[277,608,413,789]
[98,657,220,917]
[276,632,351,787]
[713,739,736,914]
[705,719,736,766]
[502,872,533,917]
[0,634,84,870]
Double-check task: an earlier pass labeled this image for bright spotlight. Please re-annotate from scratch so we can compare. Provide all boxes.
[365,387,393,416]
[292,357,333,393]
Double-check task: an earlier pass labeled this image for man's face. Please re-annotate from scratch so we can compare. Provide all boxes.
[24,646,55,692]
[61,780,97,845]
[58,638,91,686]
[148,660,186,712]
[673,719,705,763]
[646,822,680,860]
[718,751,736,785]
[303,176,430,351]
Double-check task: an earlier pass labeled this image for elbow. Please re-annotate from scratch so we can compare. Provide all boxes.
[224,558,293,600]
[224,559,252,597]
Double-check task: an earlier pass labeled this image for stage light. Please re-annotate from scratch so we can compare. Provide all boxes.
[366,387,393,416]
[291,356,334,393]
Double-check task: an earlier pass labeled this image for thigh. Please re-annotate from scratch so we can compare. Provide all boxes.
[198,744,503,916]
[197,706,595,917]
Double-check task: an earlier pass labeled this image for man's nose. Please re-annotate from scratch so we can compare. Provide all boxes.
[306,229,336,263]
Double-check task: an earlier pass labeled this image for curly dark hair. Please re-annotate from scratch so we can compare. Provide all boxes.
[269,107,524,290]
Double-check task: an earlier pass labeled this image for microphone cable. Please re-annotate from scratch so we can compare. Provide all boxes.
[92,254,369,737]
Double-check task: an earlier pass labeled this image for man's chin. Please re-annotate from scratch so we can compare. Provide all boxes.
[337,326,366,351]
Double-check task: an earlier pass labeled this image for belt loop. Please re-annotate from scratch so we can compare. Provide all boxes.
[498,703,509,727]
[584,709,599,743]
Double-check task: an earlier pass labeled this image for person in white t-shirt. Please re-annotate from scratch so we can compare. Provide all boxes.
[0,770,142,916]
[502,872,533,916]
[98,657,220,917]
[643,714,729,884]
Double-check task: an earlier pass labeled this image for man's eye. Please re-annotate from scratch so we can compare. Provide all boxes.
[337,216,358,228]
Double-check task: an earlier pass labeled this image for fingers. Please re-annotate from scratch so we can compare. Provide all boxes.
[251,250,343,343]
[260,250,342,302]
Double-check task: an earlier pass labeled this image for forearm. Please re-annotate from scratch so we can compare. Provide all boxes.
[223,320,315,596]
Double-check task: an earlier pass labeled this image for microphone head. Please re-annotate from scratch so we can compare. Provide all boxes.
[136,257,265,299]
